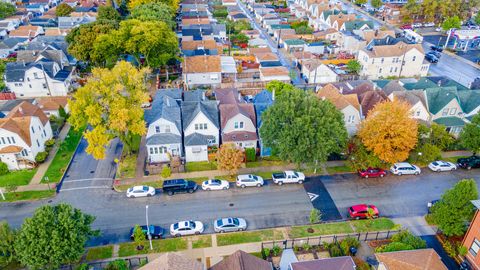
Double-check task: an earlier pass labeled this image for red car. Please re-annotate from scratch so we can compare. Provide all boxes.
[358,168,386,178]
[348,204,379,220]
[400,24,413,30]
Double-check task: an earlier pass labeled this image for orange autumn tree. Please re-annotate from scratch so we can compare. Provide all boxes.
[216,143,244,175]
[358,100,418,164]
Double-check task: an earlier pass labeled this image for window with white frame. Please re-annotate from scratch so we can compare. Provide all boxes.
[450,108,457,115]
[470,238,480,256]
[159,146,167,153]
[234,121,244,129]
[155,126,160,133]
[164,125,171,133]
[192,146,202,153]
[442,108,449,116]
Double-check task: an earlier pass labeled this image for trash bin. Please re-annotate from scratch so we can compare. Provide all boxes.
[350,246,358,256]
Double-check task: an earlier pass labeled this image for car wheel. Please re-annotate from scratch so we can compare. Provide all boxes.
[220,230,225,233]
[468,166,472,170]
[365,175,369,178]
[278,181,283,186]
[223,187,228,190]
[187,189,194,193]
[206,188,211,191]
[298,180,303,184]
[414,172,419,175]
[175,234,181,238]
[195,231,200,235]
[154,235,159,239]
[436,169,441,172]
[241,184,246,188]
[168,191,174,196]
[452,167,456,171]
[355,216,360,220]
[398,172,402,176]
[380,174,384,178]
[256,183,262,187]
[128,195,134,198]
[147,194,152,197]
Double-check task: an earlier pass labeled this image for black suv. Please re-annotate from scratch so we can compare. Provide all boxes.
[129,225,164,240]
[457,156,480,170]
[162,179,198,195]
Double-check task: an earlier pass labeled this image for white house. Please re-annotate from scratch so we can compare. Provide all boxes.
[183,55,222,89]
[317,84,362,135]
[182,90,220,162]
[301,59,337,84]
[388,90,430,122]
[5,60,72,97]
[0,101,53,170]
[144,90,183,163]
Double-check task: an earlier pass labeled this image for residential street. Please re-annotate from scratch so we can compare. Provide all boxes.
[1,162,479,246]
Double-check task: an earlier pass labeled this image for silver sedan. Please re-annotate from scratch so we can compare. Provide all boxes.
[213,217,247,233]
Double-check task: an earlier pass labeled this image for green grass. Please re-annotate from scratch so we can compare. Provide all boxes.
[191,235,212,249]
[118,155,136,178]
[250,252,263,258]
[326,165,354,174]
[246,159,289,168]
[118,238,187,257]
[0,169,37,187]
[42,127,84,183]
[86,245,113,261]
[288,222,354,238]
[350,218,401,232]
[2,190,55,202]
[217,229,284,246]
[185,161,217,172]
[442,156,469,163]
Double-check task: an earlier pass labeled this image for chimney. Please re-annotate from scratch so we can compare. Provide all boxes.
[339,86,343,94]
[437,80,442,86]
[375,29,378,37]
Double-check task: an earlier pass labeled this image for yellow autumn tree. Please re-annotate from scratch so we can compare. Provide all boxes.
[68,61,150,159]
[358,100,418,164]
[216,143,244,175]
[128,0,179,11]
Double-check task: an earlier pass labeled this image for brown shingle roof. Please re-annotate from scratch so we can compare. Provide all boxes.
[209,250,271,270]
[214,88,243,105]
[248,47,272,54]
[0,117,32,147]
[138,253,203,270]
[359,91,387,117]
[363,41,424,58]
[375,249,448,270]
[219,103,256,129]
[317,84,361,112]
[255,52,279,62]
[183,55,221,73]
[0,145,23,154]
[291,256,356,270]
[362,30,396,43]
[9,26,41,38]
[182,17,211,25]
[9,101,49,125]
[182,40,221,51]
[259,66,289,77]
[35,97,69,111]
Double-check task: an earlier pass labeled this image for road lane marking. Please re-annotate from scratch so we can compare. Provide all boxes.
[307,192,319,201]
[64,178,113,183]
[60,186,111,191]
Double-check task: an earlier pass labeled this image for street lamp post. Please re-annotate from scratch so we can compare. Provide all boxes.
[145,205,153,250]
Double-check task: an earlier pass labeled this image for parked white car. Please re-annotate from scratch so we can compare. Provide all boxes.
[272,171,305,185]
[170,220,204,237]
[126,186,155,198]
[390,163,421,176]
[202,179,230,191]
[412,23,422,28]
[213,217,247,233]
[428,160,457,172]
[236,174,264,188]
[423,22,435,27]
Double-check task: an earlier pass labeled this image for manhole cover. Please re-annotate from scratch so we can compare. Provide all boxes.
[229,203,234,207]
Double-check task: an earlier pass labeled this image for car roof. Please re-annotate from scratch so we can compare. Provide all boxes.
[164,179,186,185]
[176,221,192,228]
[237,174,254,179]
[394,162,412,166]
[132,185,147,190]
[351,204,368,210]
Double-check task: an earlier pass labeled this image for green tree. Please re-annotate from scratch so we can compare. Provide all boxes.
[346,60,362,74]
[0,221,16,267]
[66,21,118,65]
[0,161,8,175]
[294,25,313,34]
[421,0,439,22]
[410,143,441,165]
[371,0,383,9]
[309,209,322,224]
[68,61,150,159]
[98,6,121,21]
[431,179,478,236]
[460,113,480,154]
[161,165,171,178]
[226,19,252,34]
[442,15,462,30]
[14,204,97,270]
[355,0,367,5]
[231,33,249,45]
[260,88,348,166]
[402,0,421,22]
[265,81,296,98]
[475,13,480,25]
[347,137,384,171]
[128,0,179,10]
[0,2,14,19]
[129,3,175,29]
[56,3,74,16]
[133,225,145,248]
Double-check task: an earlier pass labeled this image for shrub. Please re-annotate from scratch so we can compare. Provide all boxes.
[302,242,311,252]
[458,245,468,256]
[35,151,48,163]
[309,208,322,224]
[262,247,271,257]
[105,259,128,270]
[245,147,256,162]
[391,230,426,249]
[161,166,171,178]
[45,139,55,147]
[5,183,17,194]
[76,264,89,270]
[340,237,360,255]
[0,162,9,175]
[58,106,68,118]
[272,245,282,256]
[442,240,457,258]
[376,242,414,253]
[329,244,343,257]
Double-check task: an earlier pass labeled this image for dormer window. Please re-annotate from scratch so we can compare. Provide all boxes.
[234,121,244,129]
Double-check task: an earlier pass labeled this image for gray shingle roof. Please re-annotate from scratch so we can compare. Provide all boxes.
[146,133,182,145]
[144,90,182,132]
[0,37,27,49]
[184,133,214,146]
[5,60,58,82]
[184,89,205,102]
[181,101,219,130]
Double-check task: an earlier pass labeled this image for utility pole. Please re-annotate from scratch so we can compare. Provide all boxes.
[145,205,153,250]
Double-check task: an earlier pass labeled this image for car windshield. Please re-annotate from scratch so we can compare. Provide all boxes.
[143,186,148,191]
[189,221,196,228]
[128,188,133,192]
[216,219,223,226]
[349,207,355,212]
[173,223,179,230]
[252,175,258,180]
[212,179,220,184]
[232,218,239,225]
[393,165,397,169]
[432,161,439,166]
[294,172,299,177]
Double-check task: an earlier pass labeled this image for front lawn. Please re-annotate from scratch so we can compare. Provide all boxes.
[350,218,401,232]
[42,127,84,183]
[288,222,354,238]
[117,154,136,178]
[442,156,469,164]
[216,229,284,246]
[118,237,187,257]
[0,169,37,187]
[185,161,217,172]
[86,245,113,261]
[246,159,289,168]
[326,165,354,174]
[2,190,55,202]
[192,235,212,249]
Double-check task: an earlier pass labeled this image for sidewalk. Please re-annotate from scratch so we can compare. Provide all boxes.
[29,124,71,185]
